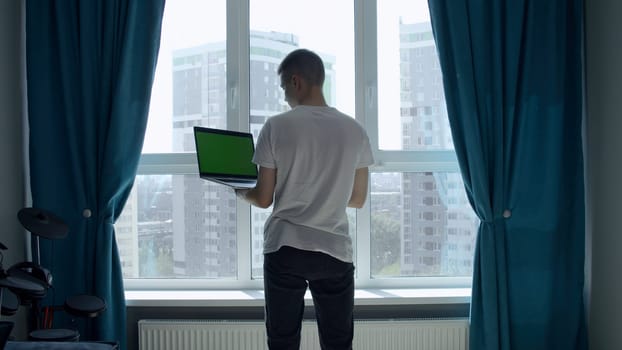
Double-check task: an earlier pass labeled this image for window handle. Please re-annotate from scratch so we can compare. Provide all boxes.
[230,87,238,109]
[367,86,374,108]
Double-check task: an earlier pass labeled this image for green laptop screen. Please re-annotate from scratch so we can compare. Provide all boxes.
[195,128,257,177]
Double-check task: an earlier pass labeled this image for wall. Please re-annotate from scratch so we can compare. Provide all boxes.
[0,0,27,341]
[585,0,622,349]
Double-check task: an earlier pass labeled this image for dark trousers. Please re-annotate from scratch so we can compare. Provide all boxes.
[263,246,355,350]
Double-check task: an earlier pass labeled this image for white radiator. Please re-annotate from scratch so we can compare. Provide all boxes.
[138,319,469,350]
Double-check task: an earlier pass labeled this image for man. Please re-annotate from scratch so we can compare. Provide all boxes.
[236,48,374,350]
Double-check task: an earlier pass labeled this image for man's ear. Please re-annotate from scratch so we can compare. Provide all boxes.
[290,75,297,88]
[291,74,302,90]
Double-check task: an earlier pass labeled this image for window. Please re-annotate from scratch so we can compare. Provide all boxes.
[116,0,478,291]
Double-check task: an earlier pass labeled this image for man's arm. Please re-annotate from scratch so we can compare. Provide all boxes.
[348,167,369,209]
[236,166,276,209]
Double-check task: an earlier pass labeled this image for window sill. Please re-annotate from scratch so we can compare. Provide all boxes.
[125,288,471,308]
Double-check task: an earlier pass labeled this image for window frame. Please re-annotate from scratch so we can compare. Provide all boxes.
[123,0,473,292]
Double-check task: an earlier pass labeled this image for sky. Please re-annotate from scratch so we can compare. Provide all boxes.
[143,0,432,153]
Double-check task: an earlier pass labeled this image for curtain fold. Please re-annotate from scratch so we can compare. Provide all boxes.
[26,1,165,347]
[428,1,587,349]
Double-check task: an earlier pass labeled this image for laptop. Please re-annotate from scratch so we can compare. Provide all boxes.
[193,126,258,189]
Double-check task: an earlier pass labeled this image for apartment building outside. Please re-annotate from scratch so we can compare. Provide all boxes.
[398,21,477,276]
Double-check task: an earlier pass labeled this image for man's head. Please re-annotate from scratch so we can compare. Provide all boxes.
[278,49,326,107]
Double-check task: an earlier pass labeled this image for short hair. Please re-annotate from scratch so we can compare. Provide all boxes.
[278,49,325,86]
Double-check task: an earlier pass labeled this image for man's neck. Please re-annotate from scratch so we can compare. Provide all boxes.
[298,86,328,107]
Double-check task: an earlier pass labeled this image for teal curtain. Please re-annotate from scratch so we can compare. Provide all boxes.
[26,1,165,347]
[428,1,587,349]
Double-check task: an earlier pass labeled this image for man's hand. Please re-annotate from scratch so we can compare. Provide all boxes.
[235,188,249,200]
[348,167,369,208]
[235,167,276,208]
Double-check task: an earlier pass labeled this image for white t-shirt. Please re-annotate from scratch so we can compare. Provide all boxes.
[252,105,374,262]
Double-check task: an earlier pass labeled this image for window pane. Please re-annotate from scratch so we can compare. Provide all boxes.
[118,1,236,280]
[377,0,453,151]
[249,0,355,279]
[143,0,227,154]
[116,175,237,279]
[370,172,478,277]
